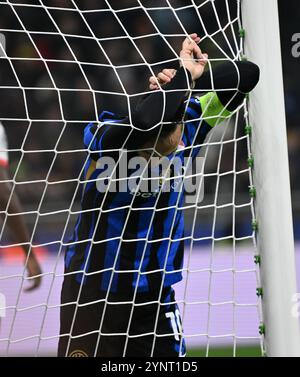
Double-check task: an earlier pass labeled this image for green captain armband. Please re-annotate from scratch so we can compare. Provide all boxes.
[197,92,232,128]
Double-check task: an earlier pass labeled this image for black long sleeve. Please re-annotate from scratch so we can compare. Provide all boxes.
[131,61,260,131]
[86,69,193,154]
[91,61,260,153]
[131,67,193,130]
[195,61,260,111]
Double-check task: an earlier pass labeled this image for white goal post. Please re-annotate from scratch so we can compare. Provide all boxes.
[242,0,300,357]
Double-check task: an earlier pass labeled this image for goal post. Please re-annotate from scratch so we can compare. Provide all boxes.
[242,0,300,356]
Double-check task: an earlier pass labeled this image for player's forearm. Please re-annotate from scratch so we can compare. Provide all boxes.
[0,187,31,253]
[132,67,193,130]
[194,61,260,111]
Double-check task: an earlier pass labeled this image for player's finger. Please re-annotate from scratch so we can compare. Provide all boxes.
[197,52,208,66]
[157,72,171,81]
[162,69,176,79]
[149,84,158,90]
[184,33,200,46]
[150,69,176,88]
[189,33,198,41]
[157,72,171,83]
[149,83,159,90]
[149,76,159,90]
[189,33,201,44]
[193,42,203,59]
[149,76,158,85]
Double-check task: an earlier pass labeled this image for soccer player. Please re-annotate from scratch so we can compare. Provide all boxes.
[0,121,42,291]
[58,33,259,357]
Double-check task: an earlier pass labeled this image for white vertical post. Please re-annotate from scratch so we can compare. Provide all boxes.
[242,0,300,356]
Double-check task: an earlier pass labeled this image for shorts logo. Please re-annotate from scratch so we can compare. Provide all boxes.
[68,350,88,357]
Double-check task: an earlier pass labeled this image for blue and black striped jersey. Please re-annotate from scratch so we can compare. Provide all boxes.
[64,92,231,296]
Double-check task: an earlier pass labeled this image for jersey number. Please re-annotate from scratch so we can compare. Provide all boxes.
[165,309,182,341]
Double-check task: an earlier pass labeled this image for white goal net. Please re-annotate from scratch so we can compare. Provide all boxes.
[0,0,264,357]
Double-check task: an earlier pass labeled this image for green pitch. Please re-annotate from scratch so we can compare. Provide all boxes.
[187,345,263,357]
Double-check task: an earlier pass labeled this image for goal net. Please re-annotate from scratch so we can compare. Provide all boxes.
[0,0,265,357]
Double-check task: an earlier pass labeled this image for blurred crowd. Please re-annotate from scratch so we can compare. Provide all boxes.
[0,0,299,239]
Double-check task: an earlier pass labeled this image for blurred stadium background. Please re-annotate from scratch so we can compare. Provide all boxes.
[0,0,299,356]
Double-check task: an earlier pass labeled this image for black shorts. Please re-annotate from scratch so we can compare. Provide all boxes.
[58,276,186,357]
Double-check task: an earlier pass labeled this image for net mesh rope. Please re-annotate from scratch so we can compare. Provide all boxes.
[0,0,264,356]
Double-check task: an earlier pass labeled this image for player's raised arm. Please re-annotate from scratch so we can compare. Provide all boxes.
[194,60,260,113]
[181,60,259,131]
[132,34,208,130]
[150,62,260,129]
[84,33,209,156]
[148,57,259,151]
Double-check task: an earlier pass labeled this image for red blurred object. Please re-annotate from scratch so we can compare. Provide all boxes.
[0,246,48,263]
